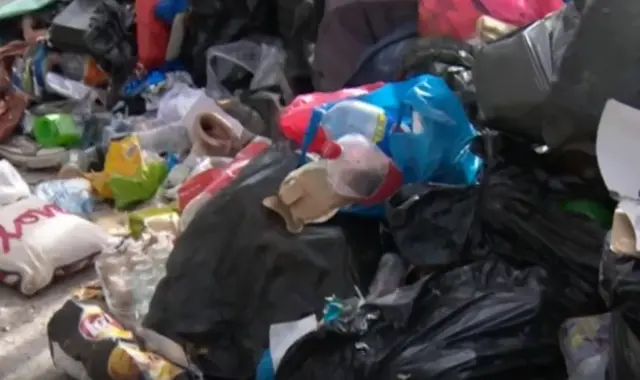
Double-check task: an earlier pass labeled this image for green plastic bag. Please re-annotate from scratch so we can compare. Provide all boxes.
[110,160,168,210]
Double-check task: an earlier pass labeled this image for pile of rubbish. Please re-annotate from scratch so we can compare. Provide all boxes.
[0,0,640,378]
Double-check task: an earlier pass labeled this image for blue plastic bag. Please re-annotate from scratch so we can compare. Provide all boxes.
[256,350,275,380]
[394,76,480,184]
[301,74,481,217]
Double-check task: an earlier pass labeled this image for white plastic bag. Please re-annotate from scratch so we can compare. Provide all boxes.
[0,166,112,294]
[0,160,30,206]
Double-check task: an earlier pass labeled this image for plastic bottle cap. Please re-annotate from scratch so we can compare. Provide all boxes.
[321,141,342,159]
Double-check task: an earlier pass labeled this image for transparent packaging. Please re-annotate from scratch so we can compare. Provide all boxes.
[320,100,388,143]
[94,235,174,322]
[33,178,95,216]
[45,72,97,101]
[148,235,173,278]
[325,134,391,199]
[205,39,288,100]
[95,246,136,322]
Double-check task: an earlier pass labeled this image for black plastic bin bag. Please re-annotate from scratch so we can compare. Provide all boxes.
[558,314,610,380]
[473,4,580,144]
[144,144,383,379]
[205,38,293,103]
[474,0,640,153]
[387,134,608,316]
[599,211,640,379]
[276,259,572,380]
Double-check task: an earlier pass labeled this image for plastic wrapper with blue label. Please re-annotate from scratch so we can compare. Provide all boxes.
[34,178,95,217]
[299,74,481,217]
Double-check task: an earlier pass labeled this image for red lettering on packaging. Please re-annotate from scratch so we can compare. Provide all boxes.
[0,204,66,254]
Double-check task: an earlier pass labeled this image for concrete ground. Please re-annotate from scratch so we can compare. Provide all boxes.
[0,270,95,380]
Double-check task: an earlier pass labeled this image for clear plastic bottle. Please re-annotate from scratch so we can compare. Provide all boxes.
[94,246,136,322]
[324,134,392,199]
[148,235,173,279]
[128,244,155,320]
[319,100,389,145]
[45,72,97,101]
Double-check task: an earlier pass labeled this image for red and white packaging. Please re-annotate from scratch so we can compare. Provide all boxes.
[279,82,384,151]
[178,137,272,229]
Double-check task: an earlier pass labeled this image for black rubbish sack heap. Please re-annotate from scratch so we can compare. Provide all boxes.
[275,259,573,380]
[558,313,610,380]
[473,0,640,152]
[205,37,293,103]
[386,133,609,317]
[398,37,477,120]
[202,37,293,140]
[599,211,640,379]
[143,144,383,379]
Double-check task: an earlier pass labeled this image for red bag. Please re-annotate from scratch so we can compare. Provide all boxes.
[135,0,170,70]
[279,82,384,152]
[418,0,562,40]
[177,138,272,210]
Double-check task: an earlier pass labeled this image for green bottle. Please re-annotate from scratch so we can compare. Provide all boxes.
[33,113,81,148]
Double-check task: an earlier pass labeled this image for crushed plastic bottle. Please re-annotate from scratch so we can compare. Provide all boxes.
[324,134,399,201]
[311,99,393,158]
[94,236,174,323]
[34,178,95,216]
[94,245,137,323]
[127,243,154,320]
[148,234,173,279]
[321,100,389,145]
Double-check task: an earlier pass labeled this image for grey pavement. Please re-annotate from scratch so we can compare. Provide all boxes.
[0,170,121,379]
[0,262,95,380]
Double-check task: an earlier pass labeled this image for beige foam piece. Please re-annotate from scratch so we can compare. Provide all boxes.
[611,209,638,256]
[263,161,357,233]
[476,15,517,42]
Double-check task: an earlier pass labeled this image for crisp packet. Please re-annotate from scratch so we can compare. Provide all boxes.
[48,285,201,380]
